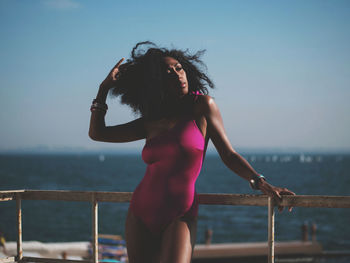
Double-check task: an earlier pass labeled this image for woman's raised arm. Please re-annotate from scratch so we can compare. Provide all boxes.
[88,58,147,143]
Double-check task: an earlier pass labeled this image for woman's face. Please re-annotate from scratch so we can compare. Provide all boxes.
[163,56,188,98]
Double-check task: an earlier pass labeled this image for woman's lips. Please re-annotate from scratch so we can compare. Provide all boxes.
[172,81,186,89]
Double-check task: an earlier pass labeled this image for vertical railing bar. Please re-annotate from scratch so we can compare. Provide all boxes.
[268,196,275,263]
[92,193,98,263]
[16,193,23,262]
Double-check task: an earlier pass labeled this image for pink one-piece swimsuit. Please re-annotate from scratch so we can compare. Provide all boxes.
[129,93,205,237]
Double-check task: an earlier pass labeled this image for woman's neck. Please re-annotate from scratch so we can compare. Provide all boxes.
[160,94,193,119]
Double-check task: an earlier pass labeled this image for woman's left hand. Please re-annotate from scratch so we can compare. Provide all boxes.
[258,181,296,212]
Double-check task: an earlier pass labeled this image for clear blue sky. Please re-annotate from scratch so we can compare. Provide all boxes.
[1,0,349,153]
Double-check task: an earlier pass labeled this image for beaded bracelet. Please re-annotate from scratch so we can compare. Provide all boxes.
[90,98,108,113]
[90,105,106,114]
[92,99,108,110]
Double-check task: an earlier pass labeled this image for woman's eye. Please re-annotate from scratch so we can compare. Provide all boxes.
[166,66,183,74]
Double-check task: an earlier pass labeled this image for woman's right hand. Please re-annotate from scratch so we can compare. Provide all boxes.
[99,58,125,90]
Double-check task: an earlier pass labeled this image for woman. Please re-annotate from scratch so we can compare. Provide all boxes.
[89,41,295,263]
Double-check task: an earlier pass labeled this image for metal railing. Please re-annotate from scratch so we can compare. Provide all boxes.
[1,189,350,263]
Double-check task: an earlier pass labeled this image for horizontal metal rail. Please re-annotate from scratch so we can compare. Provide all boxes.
[1,190,350,208]
[0,189,349,263]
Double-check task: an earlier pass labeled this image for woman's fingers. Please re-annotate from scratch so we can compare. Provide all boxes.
[100,58,126,89]
[277,188,296,213]
[274,190,282,200]
[285,190,295,212]
[109,58,125,76]
[268,189,284,213]
[261,184,296,213]
[269,188,282,203]
[267,187,296,213]
[114,58,125,69]
[280,188,296,196]
[274,192,284,213]
[111,58,126,81]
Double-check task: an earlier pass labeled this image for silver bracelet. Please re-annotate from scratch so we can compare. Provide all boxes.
[249,174,266,190]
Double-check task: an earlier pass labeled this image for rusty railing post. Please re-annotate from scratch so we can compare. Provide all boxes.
[268,196,275,263]
[16,193,23,262]
[92,193,98,263]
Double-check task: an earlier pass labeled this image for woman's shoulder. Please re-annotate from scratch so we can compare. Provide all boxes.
[193,92,215,106]
[190,91,213,101]
[190,92,215,116]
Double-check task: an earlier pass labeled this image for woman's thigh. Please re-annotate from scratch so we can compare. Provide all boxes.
[159,215,198,263]
[125,207,161,263]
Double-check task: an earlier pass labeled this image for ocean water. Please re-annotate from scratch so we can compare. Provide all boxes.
[0,153,349,252]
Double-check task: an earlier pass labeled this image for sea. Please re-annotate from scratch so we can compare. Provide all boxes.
[0,152,349,257]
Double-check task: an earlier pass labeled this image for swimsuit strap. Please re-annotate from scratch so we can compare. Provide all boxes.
[191,90,203,102]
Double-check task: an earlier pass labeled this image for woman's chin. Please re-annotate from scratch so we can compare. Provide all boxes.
[167,85,189,99]
[179,87,189,97]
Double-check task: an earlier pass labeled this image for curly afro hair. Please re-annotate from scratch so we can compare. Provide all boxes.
[110,41,215,120]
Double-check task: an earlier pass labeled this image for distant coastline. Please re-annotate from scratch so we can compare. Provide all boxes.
[0,145,349,155]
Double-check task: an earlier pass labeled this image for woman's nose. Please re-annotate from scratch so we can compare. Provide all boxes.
[170,67,181,77]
